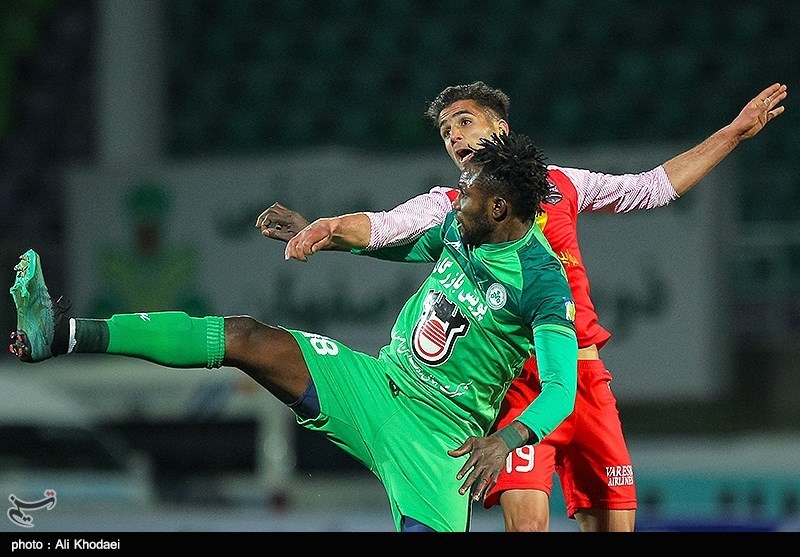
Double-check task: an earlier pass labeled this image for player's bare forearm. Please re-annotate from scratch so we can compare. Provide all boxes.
[284,213,371,262]
[256,203,359,255]
[663,83,787,195]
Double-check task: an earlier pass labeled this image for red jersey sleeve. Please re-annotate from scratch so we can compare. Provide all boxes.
[541,169,611,349]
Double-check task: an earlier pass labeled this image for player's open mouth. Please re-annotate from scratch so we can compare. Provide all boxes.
[457,149,474,164]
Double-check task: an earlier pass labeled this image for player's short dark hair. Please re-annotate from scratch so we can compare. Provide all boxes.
[469,132,549,222]
[425,81,510,126]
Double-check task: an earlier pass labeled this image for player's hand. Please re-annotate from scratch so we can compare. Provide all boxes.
[447,434,509,501]
[255,202,310,243]
[284,218,339,262]
[730,83,787,141]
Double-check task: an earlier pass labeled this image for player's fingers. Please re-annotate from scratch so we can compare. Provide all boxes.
[470,474,495,501]
[286,250,308,262]
[255,211,269,227]
[758,83,787,110]
[760,82,783,99]
[448,437,475,460]
[770,82,787,97]
[255,204,280,227]
[458,473,477,496]
[310,234,333,254]
[262,228,291,242]
[770,86,788,109]
[458,463,493,498]
[454,453,474,480]
[257,202,293,227]
[285,239,305,261]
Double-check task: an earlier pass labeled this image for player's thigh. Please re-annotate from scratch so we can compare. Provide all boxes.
[561,364,635,511]
[484,439,558,509]
[376,394,473,532]
[289,329,394,467]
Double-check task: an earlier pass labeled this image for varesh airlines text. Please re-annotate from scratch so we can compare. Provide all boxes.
[11,538,121,551]
[606,465,635,486]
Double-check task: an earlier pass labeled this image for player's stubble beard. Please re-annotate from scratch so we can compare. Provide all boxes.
[459,211,493,250]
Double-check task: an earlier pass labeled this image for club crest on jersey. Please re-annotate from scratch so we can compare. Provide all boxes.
[412,290,469,365]
[543,178,563,205]
[486,283,507,310]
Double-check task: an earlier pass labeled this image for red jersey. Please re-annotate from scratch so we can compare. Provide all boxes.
[538,168,610,349]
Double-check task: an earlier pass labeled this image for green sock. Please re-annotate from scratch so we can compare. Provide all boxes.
[75,311,225,369]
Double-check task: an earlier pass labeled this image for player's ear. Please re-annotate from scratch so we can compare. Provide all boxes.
[491,197,508,222]
[498,120,509,135]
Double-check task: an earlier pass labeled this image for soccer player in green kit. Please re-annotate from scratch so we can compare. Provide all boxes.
[9,132,578,532]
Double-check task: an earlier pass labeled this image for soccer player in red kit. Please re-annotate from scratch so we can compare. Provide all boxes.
[258,81,787,531]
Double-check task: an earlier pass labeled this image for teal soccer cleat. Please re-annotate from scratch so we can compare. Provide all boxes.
[9,249,58,362]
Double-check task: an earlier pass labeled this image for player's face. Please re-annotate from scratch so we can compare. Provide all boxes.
[437,100,508,171]
[453,168,493,248]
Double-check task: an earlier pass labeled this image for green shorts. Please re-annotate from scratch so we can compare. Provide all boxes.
[287,328,474,532]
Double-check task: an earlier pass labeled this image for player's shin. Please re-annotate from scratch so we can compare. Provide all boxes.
[71,312,225,368]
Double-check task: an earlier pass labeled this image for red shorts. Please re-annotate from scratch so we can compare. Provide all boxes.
[484,358,637,518]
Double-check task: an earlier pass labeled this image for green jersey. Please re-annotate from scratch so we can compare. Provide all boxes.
[363,211,577,437]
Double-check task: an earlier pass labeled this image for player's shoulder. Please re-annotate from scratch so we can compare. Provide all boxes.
[544,165,581,206]
[519,229,563,268]
[429,185,459,203]
[546,165,580,188]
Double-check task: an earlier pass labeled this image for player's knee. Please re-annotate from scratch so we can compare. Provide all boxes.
[505,515,549,532]
[224,315,263,354]
[503,505,550,532]
[501,491,550,532]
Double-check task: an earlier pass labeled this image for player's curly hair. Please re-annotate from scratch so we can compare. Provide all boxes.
[425,81,510,126]
[469,132,549,222]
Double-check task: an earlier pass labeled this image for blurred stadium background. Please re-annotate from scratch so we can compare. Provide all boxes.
[1,0,799,532]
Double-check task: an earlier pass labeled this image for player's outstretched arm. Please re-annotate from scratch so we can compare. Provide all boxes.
[283,214,371,262]
[257,188,454,260]
[256,203,368,260]
[663,82,787,195]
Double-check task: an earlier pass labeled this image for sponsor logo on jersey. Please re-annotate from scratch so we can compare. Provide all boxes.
[412,290,469,365]
[557,250,580,267]
[564,297,576,322]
